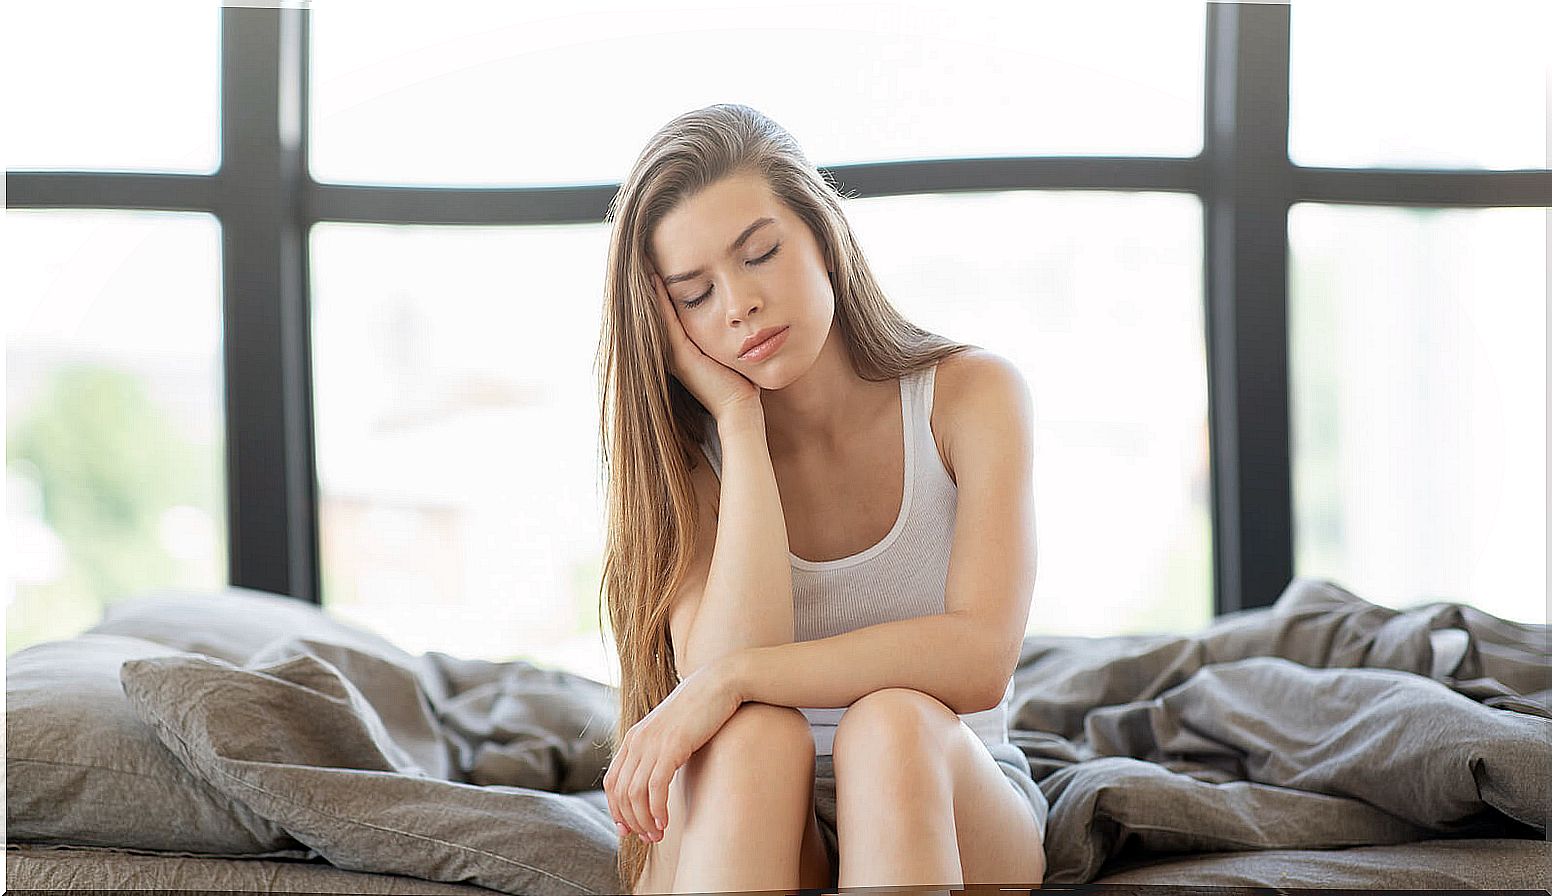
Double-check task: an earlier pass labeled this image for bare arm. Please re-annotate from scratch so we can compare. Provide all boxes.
[712,352,1038,715]
[672,406,794,678]
[724,612,999,715]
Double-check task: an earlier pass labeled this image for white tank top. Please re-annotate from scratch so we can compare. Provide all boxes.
[696,362,1015,756]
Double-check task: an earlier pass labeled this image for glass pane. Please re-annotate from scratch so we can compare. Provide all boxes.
[847,190,1211,637]
[1289,204,1546,624]
[5,210,228,655]
[313,191,1206,681]
[3,1,220,174]
[1290,0,1549,170]
[310,0,1204,186]
[311,222,618,684]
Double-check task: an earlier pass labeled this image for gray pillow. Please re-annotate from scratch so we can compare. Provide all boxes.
[5,633,309,857]
[119,640,622,896]
[86,586,420,668]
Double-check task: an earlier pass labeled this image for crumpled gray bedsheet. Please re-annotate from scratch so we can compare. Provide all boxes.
[110,577,1548,893]
[1013,577,1550,882]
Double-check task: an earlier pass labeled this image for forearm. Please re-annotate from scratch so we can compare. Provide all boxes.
[692,408,794,661]
[723,611,1000,716]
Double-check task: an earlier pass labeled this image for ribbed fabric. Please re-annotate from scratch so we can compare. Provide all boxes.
[697,362,1015,756]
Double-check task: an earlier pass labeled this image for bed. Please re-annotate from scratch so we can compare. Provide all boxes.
[7,577,1549,893]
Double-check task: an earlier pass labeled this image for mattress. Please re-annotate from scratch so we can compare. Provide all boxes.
[5,843,503,894]
[10,837,1549,892]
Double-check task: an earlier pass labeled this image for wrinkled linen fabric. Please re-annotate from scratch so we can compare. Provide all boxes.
[1013,578,1550,882]
[40,576,1542,892]
[119,638,622,896]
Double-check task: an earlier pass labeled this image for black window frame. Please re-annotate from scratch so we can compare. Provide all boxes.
[8,2,1549,615]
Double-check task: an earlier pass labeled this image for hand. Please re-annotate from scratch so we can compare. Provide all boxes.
[646,266,762,421]
[603,660,743,844]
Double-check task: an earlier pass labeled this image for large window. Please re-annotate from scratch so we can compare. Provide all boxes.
[7,3,1546,674]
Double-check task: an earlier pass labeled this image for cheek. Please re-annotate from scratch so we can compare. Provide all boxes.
[682,321,712,354]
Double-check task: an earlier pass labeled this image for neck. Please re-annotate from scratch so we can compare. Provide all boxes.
[759,322,890,459]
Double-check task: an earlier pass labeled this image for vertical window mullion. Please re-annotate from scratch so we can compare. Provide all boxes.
[1203,1,1295,614]
[218,5,320,604]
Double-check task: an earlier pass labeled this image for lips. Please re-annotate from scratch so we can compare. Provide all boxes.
[738,325,789,358]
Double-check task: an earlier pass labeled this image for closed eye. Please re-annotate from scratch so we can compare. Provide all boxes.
[681,244,781,309]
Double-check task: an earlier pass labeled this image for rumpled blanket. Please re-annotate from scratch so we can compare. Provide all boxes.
[114,577,1548,893]
[1013,577,1550,882]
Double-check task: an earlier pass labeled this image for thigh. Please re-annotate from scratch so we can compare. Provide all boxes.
[830,689,1044,886]
[635,706,826,895]
[639,758,833,893]
[633,769,689,895]
[990,743,1048,844]
[949,732,1046,886]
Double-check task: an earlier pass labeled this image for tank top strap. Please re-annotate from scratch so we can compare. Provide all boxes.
[905,362,942,477]
[911,363,937,431]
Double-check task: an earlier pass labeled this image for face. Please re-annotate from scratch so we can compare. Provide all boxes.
[648,172,835,384]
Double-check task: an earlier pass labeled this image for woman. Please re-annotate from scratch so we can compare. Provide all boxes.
[595,103,1047,894]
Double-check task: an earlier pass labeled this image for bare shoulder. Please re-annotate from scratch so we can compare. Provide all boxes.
[931,349,1033,484]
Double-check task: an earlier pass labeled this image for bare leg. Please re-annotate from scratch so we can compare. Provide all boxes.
[830,689,972,889]
[670,703,818,893]
[834,745,962,889]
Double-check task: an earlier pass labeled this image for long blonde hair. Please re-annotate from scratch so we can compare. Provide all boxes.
[593,102,975,889]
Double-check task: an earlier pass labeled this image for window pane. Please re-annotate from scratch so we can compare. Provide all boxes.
[1289,0,1549,170]
[847,190,1211,637]
[1289,204,1546,623]
[311,222,618,684]
[313,191,1207,679]
[4,1,220,174]
[310,0,1204,187]
[5,210,228,655]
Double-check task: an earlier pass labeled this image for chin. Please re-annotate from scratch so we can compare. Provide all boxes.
[751,358,812,391]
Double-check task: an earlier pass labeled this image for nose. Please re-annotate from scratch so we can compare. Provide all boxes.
[723,284,761,326]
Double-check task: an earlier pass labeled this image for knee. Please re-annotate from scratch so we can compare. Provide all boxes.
[691,702,814,775]
[832,688,954,760]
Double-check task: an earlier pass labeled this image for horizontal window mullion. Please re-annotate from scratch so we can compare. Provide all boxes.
[6,171,217,212]
[17,163,1547,224]
[307,158,1208,226]
[1292,168,1552,207]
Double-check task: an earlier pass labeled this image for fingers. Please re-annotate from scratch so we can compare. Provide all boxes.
[614,751,652,839]
[625,759,672,844]
[646,272,681,360]
[652,275,697,396]
[605,750,645,840]
[608,753,675,843]
[652,273,684,334]
[647,760,673,837]
[626,758,662,842]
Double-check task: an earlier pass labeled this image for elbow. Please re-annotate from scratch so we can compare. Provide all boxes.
[947,668,1008,715]
[958,679,1005,715]
[974,656,1019,713]
[952,617,1018,714]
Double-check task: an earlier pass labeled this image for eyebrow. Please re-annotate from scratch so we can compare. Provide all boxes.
[663,217,777,286]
